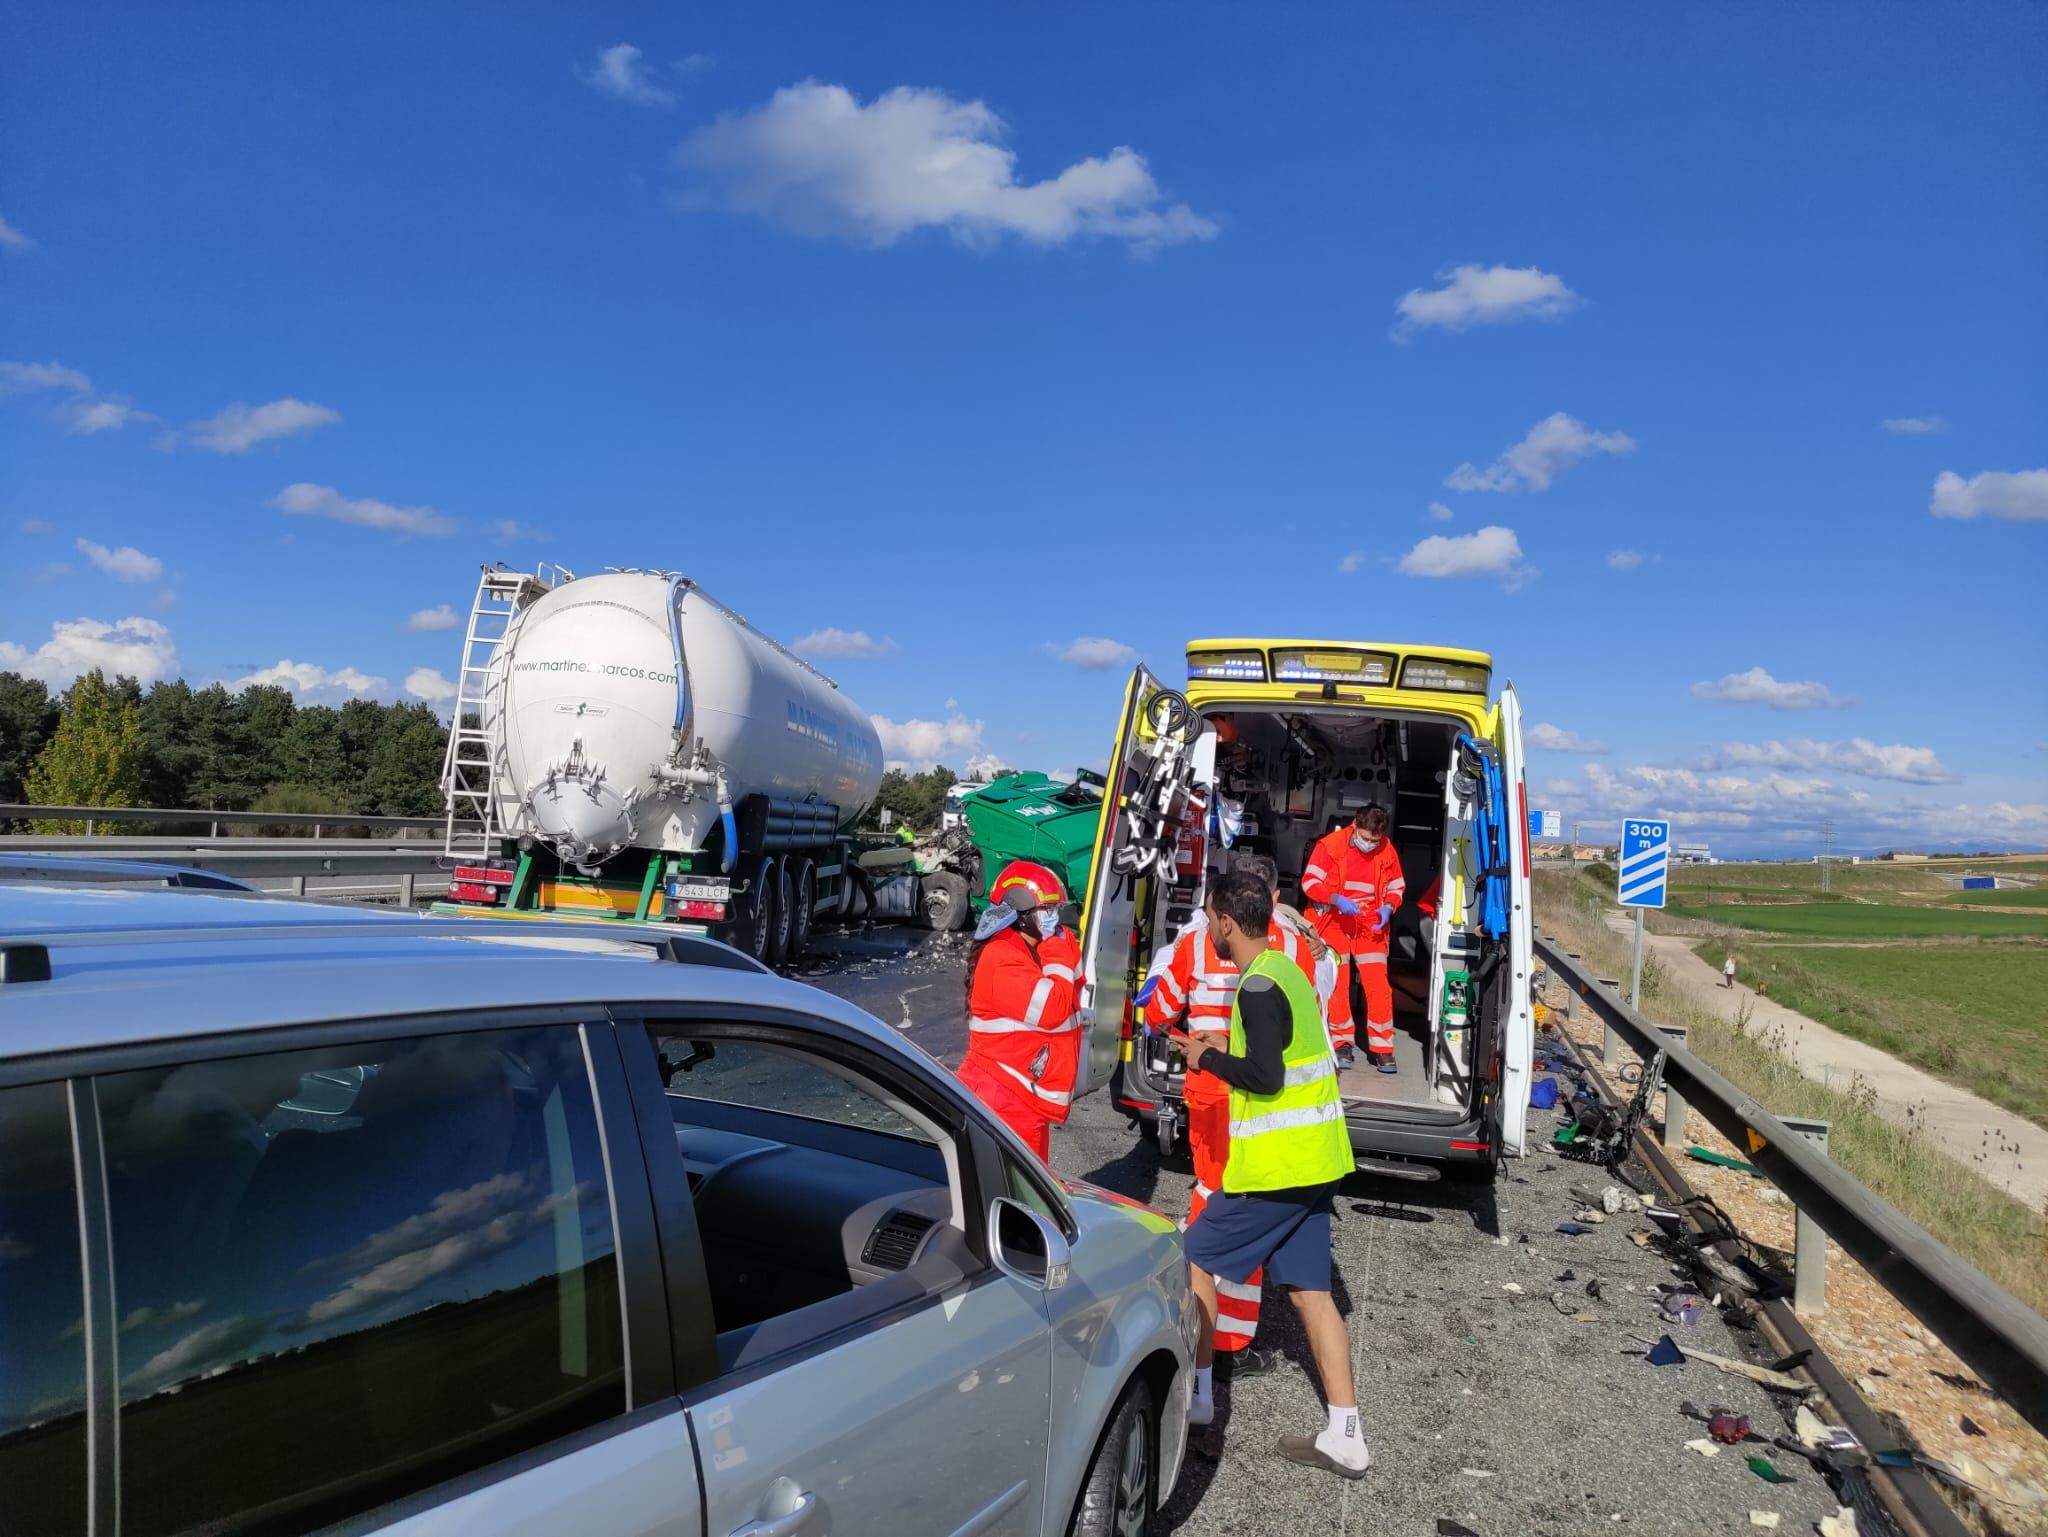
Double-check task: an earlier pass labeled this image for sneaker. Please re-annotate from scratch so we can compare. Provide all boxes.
[1276,1434,1370,1480]
[1370,1053,1397,1075]
[1188,1393,1215,1427]
[1334,1045,1357,1070]
[1217,1345,1281,1380]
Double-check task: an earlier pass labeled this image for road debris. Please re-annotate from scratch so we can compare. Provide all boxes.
[1710,1410,1752,1444]
[1557,1221,1593,1236]
[1746,1513,1779,1530]
[1436,1521,1482,1537]
[1678,1342,1813,1395]
[1459,1467,1496,1479]
[1686,1437,1722,1458]
[1746,1453,1794,1484]
[1817,1508,1859,1537]
[1687,1146,1762,1176]
[1501,1282,1525,1295]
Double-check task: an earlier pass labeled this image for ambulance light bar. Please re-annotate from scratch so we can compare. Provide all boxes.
[1271,648,1395,686]
[1186,649,1267,682]
[1400,657,1491,695]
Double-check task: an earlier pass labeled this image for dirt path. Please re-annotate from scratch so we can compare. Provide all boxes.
[1603,912,2048,1209]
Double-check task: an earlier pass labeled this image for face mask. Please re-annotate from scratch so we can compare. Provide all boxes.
[1352,832,1382,852]
[1034,908,1061,938]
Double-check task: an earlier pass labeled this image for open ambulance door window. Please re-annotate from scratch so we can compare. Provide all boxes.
[1075,665,1199,1099]
[1485,683,1535,1156]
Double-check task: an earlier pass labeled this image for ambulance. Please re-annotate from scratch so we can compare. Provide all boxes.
[1074,641,1535,1176]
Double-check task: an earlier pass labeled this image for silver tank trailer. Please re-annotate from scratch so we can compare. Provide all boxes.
[484,570,882,866]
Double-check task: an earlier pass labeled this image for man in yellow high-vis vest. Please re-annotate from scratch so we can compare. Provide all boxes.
[1178,867,1370,1479]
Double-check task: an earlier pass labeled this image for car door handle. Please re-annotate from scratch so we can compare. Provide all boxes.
[730,1491,817,1537]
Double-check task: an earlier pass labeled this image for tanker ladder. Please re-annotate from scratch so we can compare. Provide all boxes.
[439,562,572,861]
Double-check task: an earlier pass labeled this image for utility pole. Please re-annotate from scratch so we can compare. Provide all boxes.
[1820,820,1835,894]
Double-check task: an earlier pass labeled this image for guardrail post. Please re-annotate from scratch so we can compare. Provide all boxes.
[1656,1024,1689,1150]
[1597,979,1622,1060]
[313,823,323,840]
[399,872,415,906]
[289,875,307,896]
[1781,1116,1832,1317]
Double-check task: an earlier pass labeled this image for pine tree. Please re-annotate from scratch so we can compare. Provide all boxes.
[26,671,145,833]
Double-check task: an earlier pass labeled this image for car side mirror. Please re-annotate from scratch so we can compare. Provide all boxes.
[988,1196,1071,1291]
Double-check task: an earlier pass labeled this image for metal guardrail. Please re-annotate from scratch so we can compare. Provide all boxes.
[1536,934,2048,1435]
[0,803,443,835]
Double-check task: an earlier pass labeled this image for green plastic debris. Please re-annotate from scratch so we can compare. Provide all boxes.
[1688,1146,1763,1176]
[1554,1122,1583,1146]
[1747,1454,1794,1484]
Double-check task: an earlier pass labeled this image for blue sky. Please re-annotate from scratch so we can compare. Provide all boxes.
[2,3,2043,855]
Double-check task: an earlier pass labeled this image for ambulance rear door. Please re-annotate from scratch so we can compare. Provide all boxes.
[1074,665,1199,1098]
[1485,682,1535,1155]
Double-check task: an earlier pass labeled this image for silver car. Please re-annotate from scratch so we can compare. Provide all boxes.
[0,885,1194,1536]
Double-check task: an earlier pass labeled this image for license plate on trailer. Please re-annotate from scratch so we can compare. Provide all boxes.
[667,881,729,901]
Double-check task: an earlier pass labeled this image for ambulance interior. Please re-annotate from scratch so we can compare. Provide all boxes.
[1180,707,1477,1117]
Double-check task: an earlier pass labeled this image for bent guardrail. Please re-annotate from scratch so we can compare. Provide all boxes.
[1536,934,2048,1434]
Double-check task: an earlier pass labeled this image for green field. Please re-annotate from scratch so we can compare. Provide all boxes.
[1946,887,2048,907]
[1697,938,2048,1129]
[1669,902,2048,939]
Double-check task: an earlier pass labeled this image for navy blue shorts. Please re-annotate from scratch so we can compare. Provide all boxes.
[1184,1183,1338,1292]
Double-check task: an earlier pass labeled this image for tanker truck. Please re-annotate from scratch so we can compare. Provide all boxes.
[434,563,885,966]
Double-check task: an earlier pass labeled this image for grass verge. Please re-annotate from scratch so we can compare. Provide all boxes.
[1667,902,2048,939]
[1535,869,2048,1315]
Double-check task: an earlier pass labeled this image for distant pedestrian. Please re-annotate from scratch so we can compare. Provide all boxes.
[1722,954,1737,990]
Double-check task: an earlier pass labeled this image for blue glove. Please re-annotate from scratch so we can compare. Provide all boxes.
[1332,895,1361,916]
[1134,977,1160,1009]
[1374,904,1393,930]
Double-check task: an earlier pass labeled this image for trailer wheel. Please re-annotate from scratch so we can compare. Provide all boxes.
[921,871,970,931]
[788,858,817,958]
[741,855,778,967]
[766,858,795,968]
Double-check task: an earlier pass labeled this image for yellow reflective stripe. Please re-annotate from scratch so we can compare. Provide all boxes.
[1230,1100,1344,1140]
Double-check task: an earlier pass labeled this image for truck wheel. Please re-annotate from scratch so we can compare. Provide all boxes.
[921,871,969,931]
[1065,1379,1155,1537]
[766,858,795,968]
[741,856,778,967]
[788,858,817,958]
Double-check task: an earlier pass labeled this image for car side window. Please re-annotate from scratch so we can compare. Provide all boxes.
[95,1024,624,1537]
[0,1081,87,1537]
[660,1035,931,1144]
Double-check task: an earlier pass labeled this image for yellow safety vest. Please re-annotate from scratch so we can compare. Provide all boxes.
[1222,947,1354,1193]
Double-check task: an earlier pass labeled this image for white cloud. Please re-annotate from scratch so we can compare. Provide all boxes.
[491,518,550,543]
[872,712,986,771]
[154,590,177,610]
[75,538,163,582]
[1397,525,1530,587]
[678,82,1218,253]
[1607,548,1645,571]
[1445,412,1634,493]
[1691,666,1852,712]
[0,361,90,395]
[65,397,158,434]
[406,667,457,706]
[126,1315,270,1393]
[1427,501,1454,522]
[232,660,388,700]
[794,627,895,659]
[1392,263,1580,338]
[1337,550,1366,573]
[273,482,454,537]
[0,214,32,251]
[187,398,339,454]
[582,43,675,107]
[1055,636,1137,670]
[1929,468,2048,523]
[120,1299,207,1334]
[1527,722,1609,754]
[1703,738,1957,785]
[1882,416,1946,435]
[20,518,52,534]
[0,615,178,686]
[403,604,458,633]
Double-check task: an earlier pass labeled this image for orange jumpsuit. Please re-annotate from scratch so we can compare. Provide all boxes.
[1148,920,1315,1351]
[960,925,1081,1161]
[1301,827,1407,1056]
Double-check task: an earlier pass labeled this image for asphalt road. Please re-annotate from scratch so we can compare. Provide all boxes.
[801,926,1852,1537]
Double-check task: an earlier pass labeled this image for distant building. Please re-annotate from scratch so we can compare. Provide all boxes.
[1882,851,1929,862]
[1674,842,1713,864]
[1814,853,1861,865]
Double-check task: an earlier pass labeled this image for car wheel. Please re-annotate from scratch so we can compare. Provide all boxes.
[1066,1380,1155,1537]
[788,858,817,958]
[921,871,969,931]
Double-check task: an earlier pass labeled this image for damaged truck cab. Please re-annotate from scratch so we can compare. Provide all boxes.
[1073,640,1535,1177]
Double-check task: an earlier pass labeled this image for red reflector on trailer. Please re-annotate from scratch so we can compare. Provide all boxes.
[1450,1139,1489,1152]
[675,900,726,920]
[448,882,500,903]
[453,866,515,885]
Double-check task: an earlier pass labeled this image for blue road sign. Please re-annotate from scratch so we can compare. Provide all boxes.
[1618,819,1671,908]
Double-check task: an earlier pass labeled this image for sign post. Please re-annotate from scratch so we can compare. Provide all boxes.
[1618,819,1672,1012]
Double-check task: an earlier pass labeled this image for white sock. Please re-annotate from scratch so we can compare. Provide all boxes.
[1325,1404,1360,1442]
[1315,1405,1369,1469]
[1194,1366,1214,1399]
